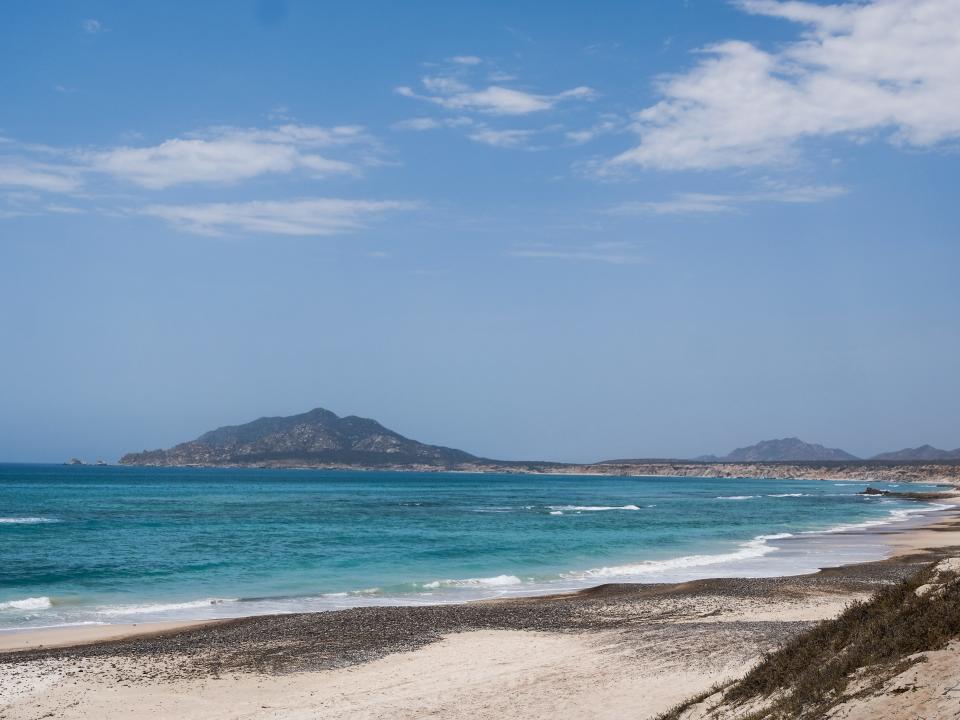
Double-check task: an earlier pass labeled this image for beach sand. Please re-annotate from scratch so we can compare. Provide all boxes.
[0,620,222,653]
[3,510,960,720]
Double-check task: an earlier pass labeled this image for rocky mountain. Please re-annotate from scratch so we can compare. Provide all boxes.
[871,444,960,461]
[119,407,478,468]
[702,437,859,462]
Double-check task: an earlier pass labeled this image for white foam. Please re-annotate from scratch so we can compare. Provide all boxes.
[422,574,522,589]
[0,517,60,524]
[549,510,564,515]
[99,598,238,616]
[715,495,757,500]
[0,596,52,611]
[571,533,786,579]
[548,504,641,512]
[768,493,809,498]
[808,502,952,535]
[0,621,105,632]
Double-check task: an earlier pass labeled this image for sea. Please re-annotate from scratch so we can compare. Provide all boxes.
[0,463,952,632]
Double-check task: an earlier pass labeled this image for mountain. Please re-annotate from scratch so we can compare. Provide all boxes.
[714,437,859,462]
[871,445,960,461]
[119,407,479,468]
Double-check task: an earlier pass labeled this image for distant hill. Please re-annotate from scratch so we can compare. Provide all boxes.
[871,445,960,461]
[705,437,859,462]
[119,407,478,468]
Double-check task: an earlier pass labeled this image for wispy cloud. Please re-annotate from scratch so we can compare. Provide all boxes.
[141,198,418,236]
[0,124,378,194]
[565,115,625,145]
[391,116,473,131]
[611,184,849,215]
[0,162,81,193]
[509,241,645,265]
[84,124,371,189]
[467,128,536,149]
[605,0,960,172]
[394,58,596,151]
[81,19,104,34]
[396,76,595,116]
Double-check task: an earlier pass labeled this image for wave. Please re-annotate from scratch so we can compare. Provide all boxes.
[570,533,792,580]
[715,495,757,500]
[768,493,810,498]
[421,574,522,589]
[318,587,382,598]
[99,597,238,616]
[0,596,52,611]
[807,501,953,535]
[0,517,60,524]
[547,504,642,512]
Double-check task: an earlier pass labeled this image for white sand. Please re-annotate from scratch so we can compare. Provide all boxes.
[0,621,220,653]
[1,629,745,720]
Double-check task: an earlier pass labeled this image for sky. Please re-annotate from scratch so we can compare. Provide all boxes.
[1,0,959,463]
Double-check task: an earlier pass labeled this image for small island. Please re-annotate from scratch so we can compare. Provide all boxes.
[118,407,960,485]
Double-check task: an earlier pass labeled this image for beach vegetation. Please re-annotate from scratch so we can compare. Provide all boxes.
[657,555,960,719]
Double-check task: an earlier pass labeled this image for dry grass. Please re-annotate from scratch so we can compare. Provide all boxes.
[657,560,960,719]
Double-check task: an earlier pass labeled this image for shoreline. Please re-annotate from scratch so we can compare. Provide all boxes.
[3,508,959,719]
[45,458,960,485]
[2,501,958,655]
[1,494,955,651]
[0,620,223,653]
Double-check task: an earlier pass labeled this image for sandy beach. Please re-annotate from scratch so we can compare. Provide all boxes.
[2,505,959,720]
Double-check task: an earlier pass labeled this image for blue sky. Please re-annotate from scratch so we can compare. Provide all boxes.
[1,0,958,463]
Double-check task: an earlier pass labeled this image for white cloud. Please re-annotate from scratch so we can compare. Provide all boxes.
[141,198,418,236]
[81,19,103,34]
[0,163,81,193]
[509,242,645,265]
[611,184,848,215]
[565,116,624,144]
[450,55,483,66]
[396,77,595,115]
[607,0,960,171]
[85,124,371,189]
[392,116,474,131]
[467,128,536,148]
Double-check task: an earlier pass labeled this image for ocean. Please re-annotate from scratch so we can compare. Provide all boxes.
[0,464,950,631]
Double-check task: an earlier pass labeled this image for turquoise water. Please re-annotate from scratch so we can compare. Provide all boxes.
[0,464,950,630]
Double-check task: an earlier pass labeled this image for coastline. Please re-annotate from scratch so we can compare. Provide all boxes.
[3,506,960,719]
[110,458,960,486]
[1,496,955,649]
[1,486,954,636]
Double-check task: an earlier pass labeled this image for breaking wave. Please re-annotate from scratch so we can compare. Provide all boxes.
[569,533,792,580]
[547,504,642,512]
[0,517,60,524]
[0,596,52,611]
[99,598,239,616]
[421,574,523,589]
